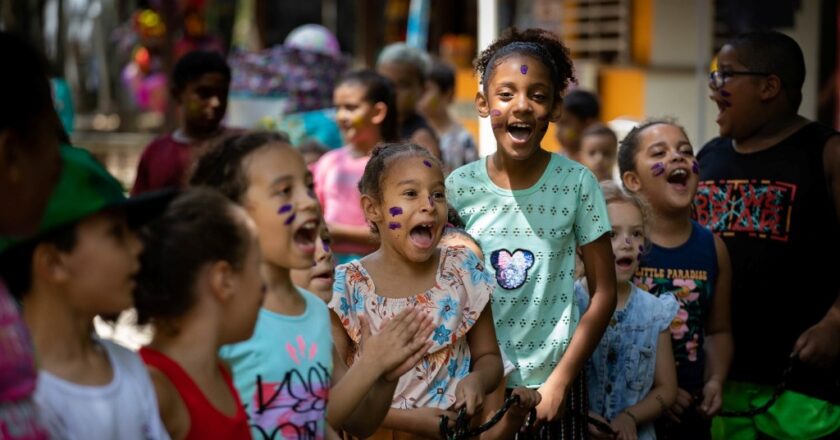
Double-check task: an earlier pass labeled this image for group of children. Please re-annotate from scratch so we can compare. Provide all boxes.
[1,23,838,440]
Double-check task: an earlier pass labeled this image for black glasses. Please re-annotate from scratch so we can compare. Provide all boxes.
[709,70,772,88]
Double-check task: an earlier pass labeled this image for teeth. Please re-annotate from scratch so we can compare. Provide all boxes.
[301,221,317,230]
[671,169,687,177]
[509,123,530,128]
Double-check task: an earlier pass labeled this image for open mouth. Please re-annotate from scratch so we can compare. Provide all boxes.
[409,223,436,249]
[507,122,533,144]
[615,256,634,269]
[666,168,689,189]
[293,219,319,254]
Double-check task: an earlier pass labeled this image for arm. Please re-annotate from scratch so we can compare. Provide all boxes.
[536,234,616,423]
[328,308,434,437]
[456,307,504,416]
[610,332,678,439]
[411,127,442,160]
[793,136,840,368]
[480,383,542,439]
[699,234,733,417]
[146,367,189,440]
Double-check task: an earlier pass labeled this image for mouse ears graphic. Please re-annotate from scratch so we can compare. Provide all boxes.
[490,249,535,290]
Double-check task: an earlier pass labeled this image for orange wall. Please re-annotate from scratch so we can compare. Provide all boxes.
[599,67,646,121]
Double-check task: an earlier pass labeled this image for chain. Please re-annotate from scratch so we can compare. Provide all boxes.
[439,395,536,440]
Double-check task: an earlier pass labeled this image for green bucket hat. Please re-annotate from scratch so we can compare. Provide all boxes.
[0,144,174,254]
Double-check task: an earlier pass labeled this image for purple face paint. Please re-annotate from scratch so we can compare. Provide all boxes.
[638,245,644,252]
[490,109,501,117]
[322,242,330,253]
[428,196,434,208]
[520,64,528,75]
[651,162,666,177]
[278,204,293,214]
[492,123,503,129]
[720,90,731,97]
[692,160,700,175]
[389,206,403,217]
[388,222,401,230]
[284,213,296,225]
[423,160,432,168]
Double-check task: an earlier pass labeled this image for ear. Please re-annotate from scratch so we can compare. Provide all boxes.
[759,74,783,101]
[360,194,383,226]
[622,170,642,193]
[371,102,388,125]
[32,243,70,285]
[475,91,490,118]
[209,261,236,303]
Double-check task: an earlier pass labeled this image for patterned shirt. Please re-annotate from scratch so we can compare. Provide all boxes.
[446,154,611,387]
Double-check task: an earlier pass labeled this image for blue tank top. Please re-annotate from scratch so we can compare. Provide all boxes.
[633,220,717,390]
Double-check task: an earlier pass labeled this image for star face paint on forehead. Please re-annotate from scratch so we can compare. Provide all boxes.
[520,64,528,75]
[651,162,665,177]
[389,206,403,217]
[423,160,432,168]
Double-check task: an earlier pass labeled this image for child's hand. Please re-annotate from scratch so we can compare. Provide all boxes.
[586,411,614,440]
[510,387,541,412]
[534,383,567,426]
[407,407,459,438]
[610,411,637,440]
[699,379,722,417]
[358,306,434,381]
[665,387,692,423]
[454,373,485,416]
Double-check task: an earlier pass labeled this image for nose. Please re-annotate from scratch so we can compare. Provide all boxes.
[128,229,143,257]
[208,96,220,108]
[421,194,437,213]
[514,94,532,113]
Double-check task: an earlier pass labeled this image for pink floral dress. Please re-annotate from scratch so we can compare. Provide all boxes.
[329,246,494,409]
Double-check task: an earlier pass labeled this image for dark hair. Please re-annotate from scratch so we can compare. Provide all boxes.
[190,131,291,202]
[617,118,688,178]
[0,224,78,300]
[134,189,250,325]
[447,205,465,228]
[474,27,574,98]
[358,143,440,232]
[426,59,456,94]
[171,50,231,97]
[298,139,328,157]
[581,123,617,144]
[0,32,57,138]
[726,31,805,110]
[336,69,399,142]
[563,90,600,120]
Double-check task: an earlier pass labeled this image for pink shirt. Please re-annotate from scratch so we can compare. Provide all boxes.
[313,146,372,255]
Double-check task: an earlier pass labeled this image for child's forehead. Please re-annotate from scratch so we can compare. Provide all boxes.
[488,54,553,85]
[383,154,443,182]
[244,143,306,179]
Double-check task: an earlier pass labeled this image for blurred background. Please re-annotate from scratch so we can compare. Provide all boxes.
[2,0,837,187]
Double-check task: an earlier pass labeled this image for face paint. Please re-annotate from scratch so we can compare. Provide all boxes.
[490,109,501,117]
[388,222,401,230]
[278,204,293,214]
[423,160,432,168]
[651,162,666,177]
[492,123,503,129]
[638,245,644,253]
[352,116,364,128]
[720,90,731,97]
[323,242,330,252]
[520,64,528,75]
[284,213,296,225]
[389,206,403,216]
[625,237,632,245]
[692,160,700,175]
[428,196,434,208]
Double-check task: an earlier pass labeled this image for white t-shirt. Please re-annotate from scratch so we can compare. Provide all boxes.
[34,337,169,440]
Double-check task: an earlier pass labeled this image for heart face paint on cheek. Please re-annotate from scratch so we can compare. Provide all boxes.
[520,64,528,75]
[389,206,403,217]
[692,160,700,175]
[423,160,432,168]
[284,213,296,225]
[490,109,501,117]
[651,162,666,177]
[388,222,401,230]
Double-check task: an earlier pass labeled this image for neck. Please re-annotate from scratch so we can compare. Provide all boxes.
[648,207,693,247]
[375,244,438,280]
[261,262,305,314]
[733,112,807,153]
[489,148,551,190]
[180,124,220,142]
[148,296,224,379]
[351,134,380,156]
[616,280,632,308]
[23,286,99,366]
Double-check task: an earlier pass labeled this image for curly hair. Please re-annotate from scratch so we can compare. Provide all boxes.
[474,27,575,98]
[190,131,291,203]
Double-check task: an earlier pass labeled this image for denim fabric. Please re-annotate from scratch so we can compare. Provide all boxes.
[577,281,678,439]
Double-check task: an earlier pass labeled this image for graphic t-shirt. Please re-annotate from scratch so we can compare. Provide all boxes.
[220,289,333,440]
[446,154,611,387]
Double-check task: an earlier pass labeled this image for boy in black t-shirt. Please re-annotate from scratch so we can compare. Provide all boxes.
[695,31,840,439]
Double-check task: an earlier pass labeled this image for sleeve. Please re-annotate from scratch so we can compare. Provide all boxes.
[654,292,680,333]
[326,264,363,344]
[573,167,612,245]
[445,173,461,211]
[131,144,153,195]
[449,246,493,339]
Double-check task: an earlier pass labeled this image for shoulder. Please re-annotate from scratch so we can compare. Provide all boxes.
[697,137,731,161]
[633,284,679,321]
[447,159,483,184]
[100,338,146,372]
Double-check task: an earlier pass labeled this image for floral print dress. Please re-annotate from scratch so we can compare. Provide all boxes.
[329,246,494,409]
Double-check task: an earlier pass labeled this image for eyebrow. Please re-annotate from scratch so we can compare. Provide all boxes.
[396,179,446,187]
[495,81,550,89]
[646,140,692,150]
[270,175,293,186]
